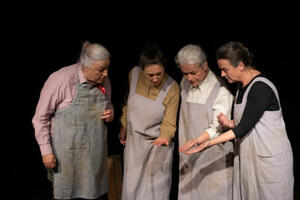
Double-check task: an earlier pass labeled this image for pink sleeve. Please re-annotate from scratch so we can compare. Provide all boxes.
[32,75,62,156]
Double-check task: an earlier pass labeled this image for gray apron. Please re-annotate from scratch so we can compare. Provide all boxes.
[52,76,108,199]
[233,77,294,200]
[122,67,175,200]
[178,78,233,200]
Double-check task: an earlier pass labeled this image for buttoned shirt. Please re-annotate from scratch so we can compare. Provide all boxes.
[32,64,113,156]
[183,69,233,139]
[121,67,180,141]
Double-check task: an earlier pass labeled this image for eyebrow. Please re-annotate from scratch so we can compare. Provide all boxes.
[146,72,161,75]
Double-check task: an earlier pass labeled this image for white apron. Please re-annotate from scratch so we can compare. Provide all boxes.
[233,77,294,200]
[52,77,108,199]
[178,78,233,200]
[122,67,175,200]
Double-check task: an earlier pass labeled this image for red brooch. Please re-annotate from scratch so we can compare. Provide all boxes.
[97,85,106,94]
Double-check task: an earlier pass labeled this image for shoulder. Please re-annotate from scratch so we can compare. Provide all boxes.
[44,64,78,90]
[128,66,140,82]
[165,74,180,97]
[249,80,274,96]
[48,64,78,82]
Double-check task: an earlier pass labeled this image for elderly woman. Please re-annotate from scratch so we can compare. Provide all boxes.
[118,44,180,200]
[175,44,234,200]
[180,41,294,200]
[32,41,113,200]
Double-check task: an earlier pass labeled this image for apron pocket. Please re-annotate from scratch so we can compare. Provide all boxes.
[153,143,174,165]
[256,154,284,183]
[62,122,88,151]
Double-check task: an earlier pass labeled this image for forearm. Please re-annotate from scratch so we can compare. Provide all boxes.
[32,119,53,156]
[159,124,176,142]
[120,105,127,129]
[208,129,236,147]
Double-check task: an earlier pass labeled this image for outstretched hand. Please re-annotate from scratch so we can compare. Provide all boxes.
[179,139,210,154]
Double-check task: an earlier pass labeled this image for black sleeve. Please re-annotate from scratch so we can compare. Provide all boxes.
[232,81,279,137]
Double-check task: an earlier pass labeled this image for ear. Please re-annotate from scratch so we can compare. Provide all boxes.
[202,61,209,72]
[237,61,245,71]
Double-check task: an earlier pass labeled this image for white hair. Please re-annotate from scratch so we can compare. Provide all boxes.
[175,44,207,67]
[79,41,110,68]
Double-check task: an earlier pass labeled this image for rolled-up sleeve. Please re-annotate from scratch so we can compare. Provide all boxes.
[206,87,233,139]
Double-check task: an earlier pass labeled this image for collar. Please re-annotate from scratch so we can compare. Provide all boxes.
[77,64,88,84]
[189,69,216,92]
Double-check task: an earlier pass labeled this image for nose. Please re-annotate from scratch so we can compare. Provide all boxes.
[186,74,193,82]
[152,75,159,83]
[102,69,108,77]
[221,70,226,77]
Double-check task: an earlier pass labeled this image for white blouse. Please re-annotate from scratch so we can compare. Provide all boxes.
[182,69,233,139]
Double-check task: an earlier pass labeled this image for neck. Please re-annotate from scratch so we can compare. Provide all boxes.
[241,68,260,87]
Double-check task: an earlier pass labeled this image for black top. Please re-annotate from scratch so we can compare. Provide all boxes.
[232,74,280,137]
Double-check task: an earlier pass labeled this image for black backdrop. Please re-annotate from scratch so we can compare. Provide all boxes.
[6,8,299,199]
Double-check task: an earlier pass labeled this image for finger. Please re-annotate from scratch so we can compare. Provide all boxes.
[185,142,208,154]
[185,145,203,154]
[179,140,196,152]
[152,141,160,146]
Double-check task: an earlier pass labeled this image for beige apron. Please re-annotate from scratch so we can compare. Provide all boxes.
[233,77,294,200]
[178,78,233,200]
[122,67,175,200]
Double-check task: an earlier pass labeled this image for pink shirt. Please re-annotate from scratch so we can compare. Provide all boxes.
[32,64,113,156]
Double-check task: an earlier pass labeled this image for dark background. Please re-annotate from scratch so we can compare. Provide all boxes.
[6,5,299,199]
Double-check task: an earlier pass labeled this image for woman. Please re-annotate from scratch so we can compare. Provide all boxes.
[179,41,294,200]
[176,44,234,200]
[32,41,113,200]
[118,44,180,200]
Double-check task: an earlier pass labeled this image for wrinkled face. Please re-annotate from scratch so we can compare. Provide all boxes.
[143,64,165,86]
[180,62,208,87]
[217,59,241,83]
[83,58,110,85]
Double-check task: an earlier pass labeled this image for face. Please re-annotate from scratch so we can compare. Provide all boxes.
[143,64,165,86]
[83,58,110,85]
[217,59,242,83]
[180,62,208,87]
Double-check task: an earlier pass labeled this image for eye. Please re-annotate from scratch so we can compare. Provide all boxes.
[146,74,154,77]
[222,68,228,72]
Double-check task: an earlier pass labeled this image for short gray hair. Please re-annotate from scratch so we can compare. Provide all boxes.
[175,44,207,67]
[79,41,110,68]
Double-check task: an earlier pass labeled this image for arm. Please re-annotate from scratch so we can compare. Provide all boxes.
[205,87,234,139]
[32,75,62,168]
[118,69,132,145]
[179,86,234,153]
[101,77,114,122]
[153,82,180,146]
[232,82,278,137]
[179,129,236,154]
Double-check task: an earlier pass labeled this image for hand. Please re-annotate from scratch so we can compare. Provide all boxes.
[217,112,234,128]
[101,109,114,122]
[179,136,210,155]
[152,137,169,146]
[42,153,57,169]
[184,140,210,154]
[118,126,127,146]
